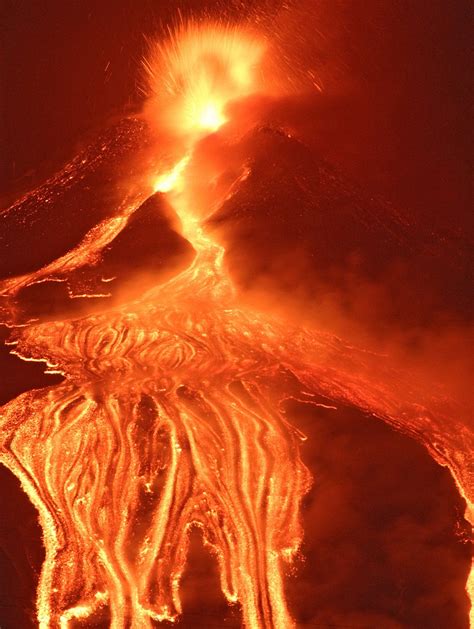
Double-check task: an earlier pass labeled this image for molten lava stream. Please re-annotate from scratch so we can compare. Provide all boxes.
[0,277,313,628]
[0,19,472,629]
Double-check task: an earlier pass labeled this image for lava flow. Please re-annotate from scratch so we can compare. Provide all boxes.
[0,20,472,629]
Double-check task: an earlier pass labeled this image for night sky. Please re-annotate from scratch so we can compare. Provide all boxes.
[2,1,471,226]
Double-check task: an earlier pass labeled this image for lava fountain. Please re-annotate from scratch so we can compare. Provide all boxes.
[0,20,472,629]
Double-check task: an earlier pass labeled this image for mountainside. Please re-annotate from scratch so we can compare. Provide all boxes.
[208,126,472,330]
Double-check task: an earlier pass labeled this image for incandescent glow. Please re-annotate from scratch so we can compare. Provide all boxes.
[1,22,308,629]
[153,155,190,193]
[197,101,227,131]
[144,22,265,138]
[0,18,473,629]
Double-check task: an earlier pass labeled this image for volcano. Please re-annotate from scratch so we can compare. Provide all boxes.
[0,18,472,629]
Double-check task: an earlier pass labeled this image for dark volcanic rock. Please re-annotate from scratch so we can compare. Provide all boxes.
[0,398,470,629]
[0,117,152,279]
[208,127,472,329]
[12,193,194,323]
[98,192,193,285]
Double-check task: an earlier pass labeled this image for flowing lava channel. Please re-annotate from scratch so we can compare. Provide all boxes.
[0,21,472,629]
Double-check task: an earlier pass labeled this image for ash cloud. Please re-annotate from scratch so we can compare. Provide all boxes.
[284,399,471,628]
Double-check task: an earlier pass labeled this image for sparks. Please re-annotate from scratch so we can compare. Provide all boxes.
[143,21,265,139]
